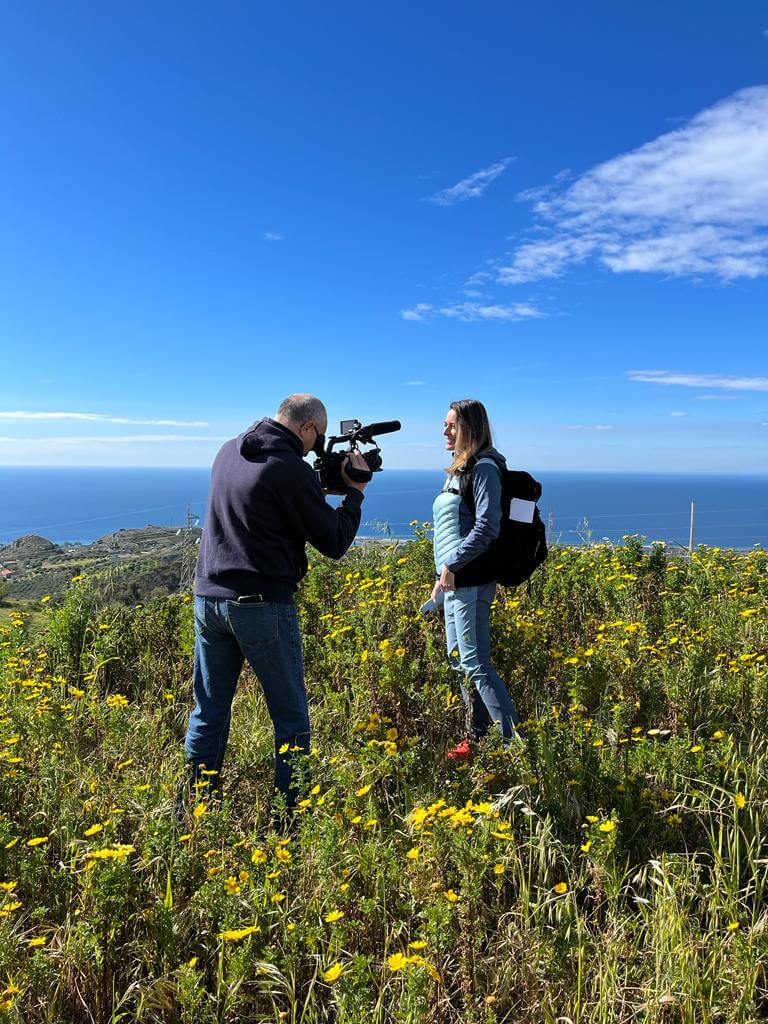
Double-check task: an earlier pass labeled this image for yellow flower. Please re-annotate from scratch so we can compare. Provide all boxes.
[28,937,47,947]
[187,956,198,968]
[387,952,408,971]
[493,863,505,875]
[224,876,241,895]
[83,824,105,837]
[322,961,344,983]
[408,940,427,950]
[395,648,406,658]
[271,892,286,904]
[278,742,290,754]
[26,836,49,847]
[585,815,598,823]
[689,745,703,753]
[251,848,267,865]
[275,847,292,863]
[553,882,568,894]
[193,803,207,818]
[443,889,459,903]
[219,924,260,942]
[40,596,51,604]
[580,841,592,853]
[324,909,344,922]
[734,793,746,810]
[726,920,740,931]
[355,783,372,797]
[405,847,420,861]
[84,844,135,862]
[598,820,616,833]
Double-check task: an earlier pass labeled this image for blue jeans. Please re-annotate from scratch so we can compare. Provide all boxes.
[184,596,310,808]
[444,582,522,745]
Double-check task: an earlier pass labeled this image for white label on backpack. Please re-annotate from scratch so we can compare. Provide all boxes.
[509,498,535,524]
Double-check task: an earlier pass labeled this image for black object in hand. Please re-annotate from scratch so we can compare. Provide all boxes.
[313,418,401,492]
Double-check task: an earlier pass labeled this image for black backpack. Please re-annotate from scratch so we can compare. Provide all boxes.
[454,455,548,589]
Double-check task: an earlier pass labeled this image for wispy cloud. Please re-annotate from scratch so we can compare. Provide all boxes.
[426,158,515,206]
[500,86,768,283]
[264,232,284,241]
[0,435,223,445]
[697,394,742,401]
[567,424,614,431]
[401,303,434,322]
[667,411,687,417]
[401,301,544,323]
[402,380,425,386]
[0,411,209,426]
[628,370,768,392]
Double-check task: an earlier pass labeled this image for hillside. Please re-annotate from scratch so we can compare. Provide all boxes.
[0,525,201,607]
[0,535,767,1021]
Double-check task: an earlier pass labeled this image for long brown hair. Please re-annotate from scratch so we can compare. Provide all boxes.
[445,399,494,475]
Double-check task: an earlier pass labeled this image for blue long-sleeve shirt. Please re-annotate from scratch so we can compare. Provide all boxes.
[432,447,506,576]
[444,454,504,572]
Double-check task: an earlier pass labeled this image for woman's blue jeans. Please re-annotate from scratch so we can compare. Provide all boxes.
[184,596,310,808]
[444,582,522,746]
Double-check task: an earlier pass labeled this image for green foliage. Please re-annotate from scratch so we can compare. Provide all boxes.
[0,540,767,1022]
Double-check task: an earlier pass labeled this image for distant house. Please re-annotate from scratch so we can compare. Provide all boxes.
[0,566,13,579]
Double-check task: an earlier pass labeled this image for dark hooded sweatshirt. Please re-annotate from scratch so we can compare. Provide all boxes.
[194,418,364,602]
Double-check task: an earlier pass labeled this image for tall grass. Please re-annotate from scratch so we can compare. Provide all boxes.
[0,534,766,1022]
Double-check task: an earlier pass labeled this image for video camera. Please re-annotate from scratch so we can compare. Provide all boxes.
[313,419,401,493]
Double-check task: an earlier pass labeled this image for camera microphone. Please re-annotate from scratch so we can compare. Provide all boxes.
[357,420,401,442]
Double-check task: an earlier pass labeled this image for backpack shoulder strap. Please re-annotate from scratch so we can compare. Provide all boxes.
[459,456,503,513]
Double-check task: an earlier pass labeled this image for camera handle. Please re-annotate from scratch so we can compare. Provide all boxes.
[342,448,373,483]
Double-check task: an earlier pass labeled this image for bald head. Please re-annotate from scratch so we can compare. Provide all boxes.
[275,394,327,431]
[275,394,328,456]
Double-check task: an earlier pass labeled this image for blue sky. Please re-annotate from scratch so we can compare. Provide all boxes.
[1,1,767,472]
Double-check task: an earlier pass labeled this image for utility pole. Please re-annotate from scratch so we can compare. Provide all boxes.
[548,507,554,539]
[688,500,696,560]
[178,505,200,593]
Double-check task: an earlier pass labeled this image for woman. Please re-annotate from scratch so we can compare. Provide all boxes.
[431,399,524,759]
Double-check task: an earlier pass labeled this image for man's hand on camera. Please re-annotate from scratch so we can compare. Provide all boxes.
[341,449,370,492]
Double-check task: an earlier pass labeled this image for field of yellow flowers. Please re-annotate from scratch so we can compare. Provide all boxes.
[1,531,768,1023]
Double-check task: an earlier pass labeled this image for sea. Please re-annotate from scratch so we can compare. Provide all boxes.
[1,466,768,551]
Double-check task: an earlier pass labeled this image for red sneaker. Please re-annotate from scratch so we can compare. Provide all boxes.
[445,739,474,762]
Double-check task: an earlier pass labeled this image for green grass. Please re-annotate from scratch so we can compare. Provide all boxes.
[0,533,767,1022]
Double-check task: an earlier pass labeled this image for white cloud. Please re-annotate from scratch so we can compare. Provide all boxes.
[501,86,768,283]
[400,303,433,322]
[0,435,223,445]
[401,301,544,323]
[567,424,614,431]
[426,158,515,206]
[667,411,687,416]
[402,380,425,386]
[696,394,741,400]
[628,370,768,392]
[0,411,209,426]
[264,232,284,241]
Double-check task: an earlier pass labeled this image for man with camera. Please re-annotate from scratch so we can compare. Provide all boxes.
[179,394,369,822]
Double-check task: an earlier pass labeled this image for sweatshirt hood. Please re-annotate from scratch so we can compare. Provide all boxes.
[238,417,305,460]
[474,445,507,470]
